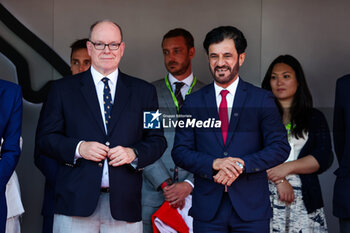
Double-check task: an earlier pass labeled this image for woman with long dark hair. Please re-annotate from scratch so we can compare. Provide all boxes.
[262,55,333,233]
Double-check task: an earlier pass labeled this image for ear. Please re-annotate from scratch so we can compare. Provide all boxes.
[239,52,246,67]
[188,47,195,59]
[87,41,93,56]
[119,41,125,57]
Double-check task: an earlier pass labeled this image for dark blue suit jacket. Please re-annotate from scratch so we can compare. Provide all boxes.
[333,75,350,218]
[35,69,166,222]
[0,80,22,233]
[172,79,290,222]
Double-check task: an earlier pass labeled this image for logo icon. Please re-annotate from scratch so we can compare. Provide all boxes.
[143,110,162,129]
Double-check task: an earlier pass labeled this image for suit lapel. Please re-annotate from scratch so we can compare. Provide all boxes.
[79,71,106,135]
[107,72,130,135]
[225,79,247,147]
[204,83,224,147]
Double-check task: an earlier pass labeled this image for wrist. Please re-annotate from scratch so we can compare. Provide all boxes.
[160,178,173,190]
[275,178,286,185]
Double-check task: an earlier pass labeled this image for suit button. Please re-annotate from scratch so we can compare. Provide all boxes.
[170,168,174,172]
[105,141,110,146]
[98,163,103,167]
[223,152,228,156]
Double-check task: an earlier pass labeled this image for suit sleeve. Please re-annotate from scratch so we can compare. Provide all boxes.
[333,78,345,163]
[308,110,333,174]
[143,159,171,189]
[35,82,80,164]
[131,84,167,169]
[0,86,22,187]
[240,92,290,173]
[172,99,218,180]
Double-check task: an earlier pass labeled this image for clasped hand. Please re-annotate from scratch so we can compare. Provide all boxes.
[79,141,136,166]
[212,157,245,186]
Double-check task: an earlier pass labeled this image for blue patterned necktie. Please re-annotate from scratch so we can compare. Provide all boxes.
[101,77,112,129]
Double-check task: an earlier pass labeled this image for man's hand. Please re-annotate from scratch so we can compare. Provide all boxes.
[163,182,193,209]
[212,157,245,178]
[267,163,291,183]
[79,141,109,162]
[213,169,238,186]
[108,146,136,167]
[276,179,294,204]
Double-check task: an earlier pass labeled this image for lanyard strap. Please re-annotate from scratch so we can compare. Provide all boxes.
[164,74,197,113]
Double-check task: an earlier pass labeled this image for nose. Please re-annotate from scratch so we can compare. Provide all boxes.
[276,77,283,85]
[217,56,225,66]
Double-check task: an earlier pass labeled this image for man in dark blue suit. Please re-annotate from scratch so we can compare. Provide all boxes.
[35,20,166,233]
[333,75,350,233]
[0,80,22,233]
[172,26,290,233]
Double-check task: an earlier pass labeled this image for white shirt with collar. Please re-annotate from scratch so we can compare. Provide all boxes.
[168,73,194,99]
[75,66,119,188]
[168,72,195,188]
[214,76,240,122]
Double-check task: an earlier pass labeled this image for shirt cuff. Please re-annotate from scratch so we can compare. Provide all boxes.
[184,179,194,188]
[74,141,84,163]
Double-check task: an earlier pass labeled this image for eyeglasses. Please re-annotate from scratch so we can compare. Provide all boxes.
[89,40,122,50]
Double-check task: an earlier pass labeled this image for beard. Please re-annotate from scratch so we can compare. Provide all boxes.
[210,61,240,86]
[166,59,191,76]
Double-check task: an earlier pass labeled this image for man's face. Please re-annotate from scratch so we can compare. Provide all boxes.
[208,38,245,88]
[70,48,91,75]
[162,36,194,80]
[87,22,125,76]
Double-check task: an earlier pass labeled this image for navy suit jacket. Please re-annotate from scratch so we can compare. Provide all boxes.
[172,79,290,222]
[0,80,22,233]
[35,69,167,222]
[333,75,350,218]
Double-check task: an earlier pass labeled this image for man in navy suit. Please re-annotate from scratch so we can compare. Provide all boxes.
[0,80,22,233]
[333,75,350,233]
[35,20,166,233]
[34,38,91,233]
[172,26,290,233]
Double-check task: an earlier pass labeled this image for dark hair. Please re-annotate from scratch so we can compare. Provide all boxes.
[162,28,194,49]
[203,26,247,55]
[89,19,123,41]
[262,55,313,138]
[70,38,88,60]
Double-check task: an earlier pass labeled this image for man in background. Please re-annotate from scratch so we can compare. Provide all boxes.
[34,38,91,233]
[142,28,205,232]
[333,75,350,233]
[70,38,91,75]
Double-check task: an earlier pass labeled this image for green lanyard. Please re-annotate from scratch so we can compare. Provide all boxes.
[164,74,197,113]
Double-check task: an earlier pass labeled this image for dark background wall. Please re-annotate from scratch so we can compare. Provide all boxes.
[1,0,349,232]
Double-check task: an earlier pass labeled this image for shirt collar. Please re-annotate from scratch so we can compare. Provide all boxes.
[214,76,240,98]
[168,73,194,88]
[90,66,119,86]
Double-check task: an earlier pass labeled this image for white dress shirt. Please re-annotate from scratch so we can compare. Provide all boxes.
[214,76,240,121]
[168,73,194,99]
[75,66,118,188]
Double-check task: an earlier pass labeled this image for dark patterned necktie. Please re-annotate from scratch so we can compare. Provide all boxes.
[102,77,112,129]
[174,82,185,110]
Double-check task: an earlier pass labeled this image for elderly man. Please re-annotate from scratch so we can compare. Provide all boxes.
[35,20,166,233]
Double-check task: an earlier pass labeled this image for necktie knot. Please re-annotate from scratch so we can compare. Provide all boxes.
[220,89,229,98]
[174,82,185,110]
[102,77,109,83]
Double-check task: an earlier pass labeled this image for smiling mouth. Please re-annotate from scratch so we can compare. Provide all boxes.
[215,66,230,73]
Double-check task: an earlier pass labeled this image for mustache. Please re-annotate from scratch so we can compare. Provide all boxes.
[167,61,179,66]
[214,66,231,72]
